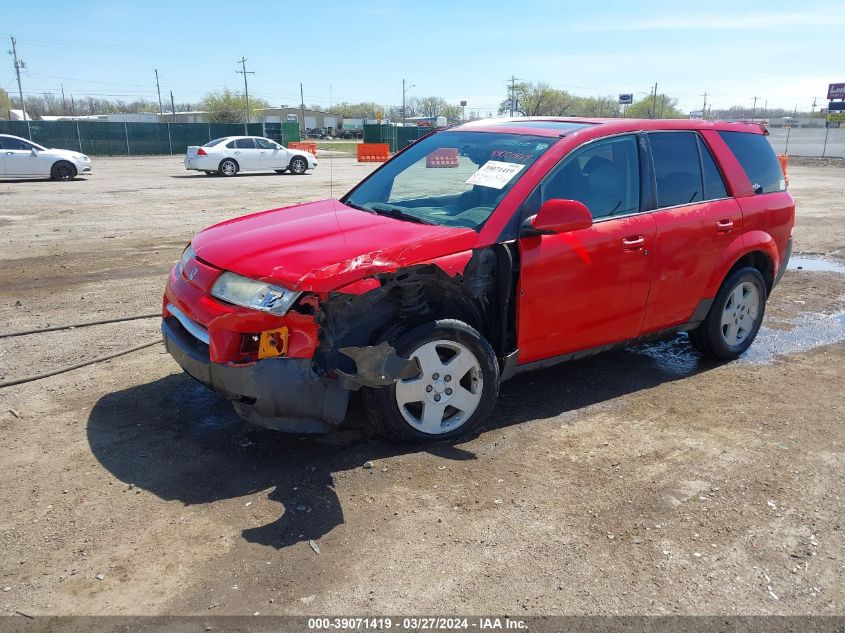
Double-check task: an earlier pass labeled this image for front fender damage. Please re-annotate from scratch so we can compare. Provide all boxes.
[314,244,518,394]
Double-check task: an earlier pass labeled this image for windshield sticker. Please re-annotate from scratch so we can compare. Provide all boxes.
[465,161,526,189]
[490,149,535,162]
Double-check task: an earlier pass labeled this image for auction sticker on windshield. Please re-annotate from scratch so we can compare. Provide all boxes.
[465,160,526,189]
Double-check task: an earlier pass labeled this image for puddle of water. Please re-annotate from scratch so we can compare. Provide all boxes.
[634,310,845,371]
[788,257,845,274]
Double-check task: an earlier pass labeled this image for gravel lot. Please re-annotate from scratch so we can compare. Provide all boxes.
[0,155,843,616]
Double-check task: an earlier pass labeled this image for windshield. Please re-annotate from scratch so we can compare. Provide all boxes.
[344,131,554,229]
[203,138,227,147]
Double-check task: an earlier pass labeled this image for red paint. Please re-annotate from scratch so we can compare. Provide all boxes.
[166,117,794,371]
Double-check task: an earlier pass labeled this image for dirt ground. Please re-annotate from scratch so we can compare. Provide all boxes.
[0,156,843,617]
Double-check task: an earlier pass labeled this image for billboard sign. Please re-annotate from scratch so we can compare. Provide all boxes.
[689,111,704,120]
[828,101,845,111]
[826,112,845,122]
[827,83,845,99]
[618,93,633,104]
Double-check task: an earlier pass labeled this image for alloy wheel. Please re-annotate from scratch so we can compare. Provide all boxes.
[720,281,760,346]
[394,339,483,434]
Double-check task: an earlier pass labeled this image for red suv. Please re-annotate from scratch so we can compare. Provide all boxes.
[162,118,793,442]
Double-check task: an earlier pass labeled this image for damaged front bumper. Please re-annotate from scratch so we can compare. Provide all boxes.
[162,317,349,433]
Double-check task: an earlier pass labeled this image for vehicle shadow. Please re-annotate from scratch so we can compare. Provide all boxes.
[0,177,85,183]
[170,172,309,179]
[86,334,715,550]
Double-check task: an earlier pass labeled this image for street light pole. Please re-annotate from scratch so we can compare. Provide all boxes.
[402,79,415,126]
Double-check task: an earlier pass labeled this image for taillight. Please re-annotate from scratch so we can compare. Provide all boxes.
[197,148,208,156]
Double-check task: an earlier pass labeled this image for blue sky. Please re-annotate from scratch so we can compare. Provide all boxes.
[3,0,843,114]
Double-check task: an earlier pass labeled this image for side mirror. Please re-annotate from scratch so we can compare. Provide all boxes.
[523,199,593,235]
[30,147,38,156]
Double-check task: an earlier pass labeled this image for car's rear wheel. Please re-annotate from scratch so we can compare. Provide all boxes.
[689,266,766,360]
[364,320,499,442]
[219,159,238,177]
[51,161,76,181]
[289,156,308,175]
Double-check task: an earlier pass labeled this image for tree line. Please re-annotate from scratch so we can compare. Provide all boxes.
[2,84,824,124]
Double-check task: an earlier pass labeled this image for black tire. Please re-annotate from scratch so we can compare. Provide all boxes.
[289,156,308,175]
[50,161,76,181]
[363,319,499,443]
[689,266,767,360]
[218,158,239,177]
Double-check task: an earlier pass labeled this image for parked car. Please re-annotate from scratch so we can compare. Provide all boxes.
[162,118,793,442]
[184,136,317,177]
[0,134,91,180]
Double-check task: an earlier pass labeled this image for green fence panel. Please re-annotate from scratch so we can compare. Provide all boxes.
[397,125,435,151]
[0,120,277,156]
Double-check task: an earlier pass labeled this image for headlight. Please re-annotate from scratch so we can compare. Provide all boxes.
[211,271,301,315]
[174,244,195,278]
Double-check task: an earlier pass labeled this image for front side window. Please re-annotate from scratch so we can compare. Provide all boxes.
[1,137,34,151]
[649,132,703,208]
[540,135,640,219]
[718,131,784,194]
[234,138,256,149]
[254,138,277,149]
[344,131,554,229]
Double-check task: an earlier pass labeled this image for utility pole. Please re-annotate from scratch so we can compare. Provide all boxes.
[61,83,67,115]
[8,36,31,139]
[811,97,817,116]
[651,82,658,119]
[300,83,305,138]
[509,76,520,117]
[236,57,254,134]
[170,91,176,123]
[154,69,164,117]
[701,92,708,119]
[751,96,758,122]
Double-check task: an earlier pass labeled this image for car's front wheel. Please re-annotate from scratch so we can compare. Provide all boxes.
[50,161,77,181]
[689,266,766,360]
[289,156,308,175]
[365,320,499,442]
[218,159,239,177]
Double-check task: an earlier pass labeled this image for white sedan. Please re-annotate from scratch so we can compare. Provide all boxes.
[0,134,91,181]
[184,136,317,177]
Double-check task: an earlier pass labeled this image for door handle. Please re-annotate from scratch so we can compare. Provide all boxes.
[622,235,645,250]
[716,219,734,233]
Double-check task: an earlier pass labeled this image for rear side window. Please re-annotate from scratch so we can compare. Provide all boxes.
[697,136,728,199]
[649,132,703,208]
[234,138,256,149]
[718,131,785,194]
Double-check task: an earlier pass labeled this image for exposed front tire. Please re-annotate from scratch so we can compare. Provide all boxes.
[51,161,77,181]
[218,158,239,177]
[289,156,308,175]
[689,266,766,360]
[364,320,499,443]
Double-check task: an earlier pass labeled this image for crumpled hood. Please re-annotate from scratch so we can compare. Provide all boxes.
[191,199,479,293]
